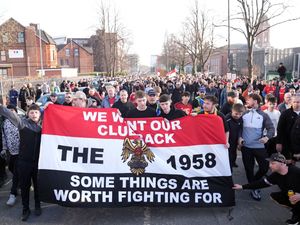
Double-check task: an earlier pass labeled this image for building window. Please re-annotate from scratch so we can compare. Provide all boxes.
[2,33,8,43]
[0,69,7,76]
[65,48,70,57]
[65,59,69,65]
[74,48,79,56]
[1,51,6,61]
[17,32,24,43]
[60,59,64,65]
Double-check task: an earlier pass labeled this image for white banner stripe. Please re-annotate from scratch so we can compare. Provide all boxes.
[39,135,231,178]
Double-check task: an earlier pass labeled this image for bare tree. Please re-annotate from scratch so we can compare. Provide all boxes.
[119,39,132,73]
[95,0,130,77]
[176,0,214,74]
[161,34,190,74]
[231,0,300,79]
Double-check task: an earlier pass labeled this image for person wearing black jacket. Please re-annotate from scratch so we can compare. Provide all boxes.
[158,94,186,120]
[171,82,184,105]
[233,153,300,225]
[221,91,237,116]
[276,94,300,162]
[112,90,135,117]
[126,90,157,118]
[0,104,42,221]
[277,63,287,81]
[225,103,245,169]
[19,84,29,111]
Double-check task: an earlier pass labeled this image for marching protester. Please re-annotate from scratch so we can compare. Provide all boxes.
[101,85,119,108]
[62,92,73,106]
[277,94,300,163]
[72,91,87,108]
[19,84,29,111]
[27,83,36,100]
[48,92,61,105]
[196,95,230,149]
[8,85,18,107]
[112,89,135,118]
[146,88,160,112]
[219,82,233,108]
[233,153,300,225]
[275,80,288,104]
[277,62,287,81]
[225,103,245,169]
[41,82,50,95]
[35,84,42,102]
[24,96,35,112]
[2,105,20,206]
[174,91,193,115]
[205,80,218,98]
[221,91,238,116]
[171,81,184,104]
[159,94,187,120]
[126,90,157,118]
[192,86,206,113]
[239,93,275,201]
[278,92,292,113]
[0,104,42,221]
[263,95,281,156]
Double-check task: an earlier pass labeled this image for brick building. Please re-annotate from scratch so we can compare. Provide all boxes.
[56,38,94,73]
[0,18,57,77]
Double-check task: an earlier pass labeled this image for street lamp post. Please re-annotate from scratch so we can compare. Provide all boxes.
[264,49,269,80]
[227,0,231,74]
[38,24,44,77]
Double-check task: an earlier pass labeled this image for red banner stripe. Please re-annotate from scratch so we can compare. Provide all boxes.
[42,105,226,147]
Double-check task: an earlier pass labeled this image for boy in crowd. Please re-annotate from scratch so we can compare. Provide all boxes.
[192,86,206,113]
[174,91,193,115]
[159,94,186,120]
[126,90,157,118]
[0,104,42,221]
[264,95,281,156]
[225,103,245,169]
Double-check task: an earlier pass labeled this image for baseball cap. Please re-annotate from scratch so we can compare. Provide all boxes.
[147,89,156,96]
[198,86,206,93]
[50,92,57,97]
[73,91,87,100]
[267,153,286,163]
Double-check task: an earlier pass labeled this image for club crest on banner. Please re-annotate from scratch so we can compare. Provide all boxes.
[121,138,155,175]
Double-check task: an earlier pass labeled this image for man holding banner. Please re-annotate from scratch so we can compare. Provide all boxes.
[38,104,235,208]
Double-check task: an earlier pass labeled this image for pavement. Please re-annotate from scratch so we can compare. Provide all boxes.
[0,153,293,225]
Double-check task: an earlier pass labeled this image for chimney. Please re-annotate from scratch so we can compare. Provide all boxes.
[29,23,38,31]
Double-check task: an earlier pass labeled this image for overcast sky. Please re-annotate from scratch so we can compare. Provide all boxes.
[1,0,300,66]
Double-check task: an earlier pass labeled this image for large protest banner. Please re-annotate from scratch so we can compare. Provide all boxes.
[38,105,234,207]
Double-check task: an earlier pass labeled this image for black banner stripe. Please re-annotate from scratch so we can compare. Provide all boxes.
[38,170,235,208]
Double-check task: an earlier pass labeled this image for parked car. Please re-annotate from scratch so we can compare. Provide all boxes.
[17,106,26,117]
[36,92,66,108]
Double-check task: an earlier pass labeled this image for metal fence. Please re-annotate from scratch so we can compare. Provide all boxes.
[0,75,93,104]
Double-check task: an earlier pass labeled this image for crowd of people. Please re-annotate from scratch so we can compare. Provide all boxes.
[1,72,300,224]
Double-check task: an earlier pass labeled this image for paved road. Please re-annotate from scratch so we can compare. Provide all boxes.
[0,154,292,225]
